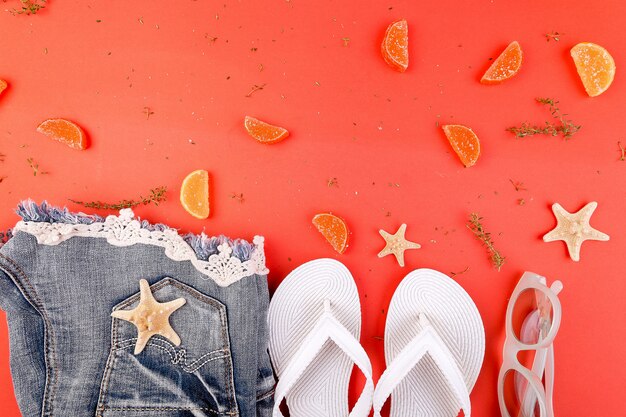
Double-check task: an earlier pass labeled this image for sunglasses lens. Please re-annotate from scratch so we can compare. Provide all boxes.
[512,288,554,345]
[503,369,542,417]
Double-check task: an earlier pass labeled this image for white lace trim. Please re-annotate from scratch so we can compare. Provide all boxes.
[12,208,269,287]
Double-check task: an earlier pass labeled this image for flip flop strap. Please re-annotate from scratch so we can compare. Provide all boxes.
[272,307,374,417]
[373,317,471,417]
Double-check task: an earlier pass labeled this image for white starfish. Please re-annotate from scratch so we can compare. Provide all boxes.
[543,202,609,262]
[377,223,421,267]
[111,279,186,354]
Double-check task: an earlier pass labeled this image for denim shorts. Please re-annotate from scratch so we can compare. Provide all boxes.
[0,201,275,417]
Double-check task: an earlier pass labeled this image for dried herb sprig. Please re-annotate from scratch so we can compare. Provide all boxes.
[509,179,526,191]
[506,97,581,140]
[11,0,46,15]
[537,97,581,138]
[450,266,470,277]
[26,157,48,176]
[0,153,5,182]
[245,83,266,97]
[231,192,245,203]
[143,106,154,120]
[545,31,563,42]
[467,213,505,271]
[69,186,167,210]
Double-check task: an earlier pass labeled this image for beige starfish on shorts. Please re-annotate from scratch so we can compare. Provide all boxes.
[378,223,421,267]
[543,202,609,262]
[111,279,186,354]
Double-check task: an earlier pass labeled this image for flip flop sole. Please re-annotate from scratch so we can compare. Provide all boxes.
[268,258,361,417]
[385,268,485,417]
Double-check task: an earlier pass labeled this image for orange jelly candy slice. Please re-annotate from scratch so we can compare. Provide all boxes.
[570,42,616,97]
[37,118,88,150]
[244,116,289,144]
[480,41,523,84]
[312,213,349,254]
[180,169,210,219]
[442,124,481,167]
[381,19,408,72]
[0,79,7,95]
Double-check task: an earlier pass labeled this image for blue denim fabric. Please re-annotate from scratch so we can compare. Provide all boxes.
[0,203,275,417]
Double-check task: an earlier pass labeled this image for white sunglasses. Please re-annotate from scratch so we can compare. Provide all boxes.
[498,271,563,417]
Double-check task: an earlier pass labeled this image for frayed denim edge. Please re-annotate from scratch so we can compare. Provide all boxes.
[15,200,255,262]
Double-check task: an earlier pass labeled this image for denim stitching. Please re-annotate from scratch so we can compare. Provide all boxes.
[117,277,225,310]
[140,344,230,373]
[113,337,230,373]
[217,298,238,413]
[115,337,140,346]
[129,340,228,370]
[99,277,238,414]
[256,388,275,402]
[156,277,238,412]
[254,272,276,407]
[98,406,237,414]
[0,254,58,417]
[96,295,122,412]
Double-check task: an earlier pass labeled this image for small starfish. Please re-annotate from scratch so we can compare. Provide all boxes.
[378,223,421,267]
[111,279,186,354]
[543,202,609,262]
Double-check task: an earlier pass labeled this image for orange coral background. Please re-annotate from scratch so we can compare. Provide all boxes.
[1,0,625,415]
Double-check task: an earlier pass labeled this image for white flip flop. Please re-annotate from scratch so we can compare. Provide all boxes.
[268,258,374,417]
[373,268,485,417]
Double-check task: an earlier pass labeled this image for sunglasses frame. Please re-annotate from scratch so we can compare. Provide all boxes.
[497,272,563,417]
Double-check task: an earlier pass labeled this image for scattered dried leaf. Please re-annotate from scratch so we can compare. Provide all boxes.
[545,31,563,42]
[26,157,48,176]
[70,186,168,210]
[143,107,155,120]
[467,213,505,271]
[245,83,266,97]
[509,179,527,191]
[231,192,245,203]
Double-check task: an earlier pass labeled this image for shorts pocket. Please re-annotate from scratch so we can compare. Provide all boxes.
[96,277,238,417]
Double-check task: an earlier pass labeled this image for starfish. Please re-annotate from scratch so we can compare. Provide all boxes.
[543,202,609,262]
[111,279,186,354]
[378,223,421,267]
